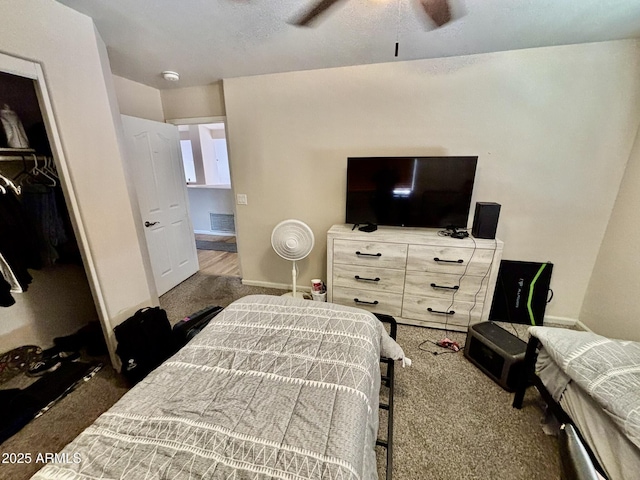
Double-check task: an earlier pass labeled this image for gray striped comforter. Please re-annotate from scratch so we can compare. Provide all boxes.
[32,295,405,480]
[531,326,640,452]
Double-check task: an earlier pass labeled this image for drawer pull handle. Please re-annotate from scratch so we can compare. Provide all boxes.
[355,251,382,257]
[433,257,463,264]
[430,283,459,291]
[354,298,379,305]
[355,275,381,282]
[427,308,455,315]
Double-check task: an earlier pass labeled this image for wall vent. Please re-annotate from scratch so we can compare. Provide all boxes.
[209,213,236,234]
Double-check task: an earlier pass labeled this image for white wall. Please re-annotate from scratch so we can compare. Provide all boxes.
[580,121,640,341]
[224,40,640,322]
[199,125,218,184]
[188,188,235,233]
[0,1,154,364]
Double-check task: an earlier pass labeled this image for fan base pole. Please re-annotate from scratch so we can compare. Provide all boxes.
[281,292,306,299]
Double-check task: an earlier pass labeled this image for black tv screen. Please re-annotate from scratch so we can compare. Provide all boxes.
[346,156,478,228]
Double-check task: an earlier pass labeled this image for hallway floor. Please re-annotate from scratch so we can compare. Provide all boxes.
[195,234,240,277]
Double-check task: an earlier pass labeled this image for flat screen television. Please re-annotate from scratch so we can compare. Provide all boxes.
[346,156,478,228]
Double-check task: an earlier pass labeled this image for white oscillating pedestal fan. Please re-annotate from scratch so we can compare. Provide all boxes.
[271,219,315,299]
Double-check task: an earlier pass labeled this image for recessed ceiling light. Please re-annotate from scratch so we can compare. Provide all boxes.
[162,71,180,82]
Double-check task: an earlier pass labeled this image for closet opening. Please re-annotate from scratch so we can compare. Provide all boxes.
[0,65,108,435]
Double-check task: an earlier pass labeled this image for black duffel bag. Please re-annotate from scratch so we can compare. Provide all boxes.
[172,305,223,348]
[114,306,176,384]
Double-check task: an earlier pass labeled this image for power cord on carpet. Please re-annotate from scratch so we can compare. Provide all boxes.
[418,337,464,355]
[421,235,499,356]
[509,322,521,339]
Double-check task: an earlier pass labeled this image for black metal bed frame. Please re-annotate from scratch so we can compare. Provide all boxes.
[374,313,397,480]
[512,336,605,480]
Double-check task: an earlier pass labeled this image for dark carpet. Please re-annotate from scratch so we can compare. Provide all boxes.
[195,240,237,253]
[159,273,284,323]
[0,355,128,480]
[0,273,560,479]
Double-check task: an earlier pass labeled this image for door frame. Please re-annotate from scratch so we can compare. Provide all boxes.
[0,52,113,363]
[166,116,241,276]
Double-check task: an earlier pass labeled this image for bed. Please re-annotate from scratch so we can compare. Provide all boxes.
[31,294,409,480]
[513,326,640,480]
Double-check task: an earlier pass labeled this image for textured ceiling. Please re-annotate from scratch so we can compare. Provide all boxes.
[56,0,640,89]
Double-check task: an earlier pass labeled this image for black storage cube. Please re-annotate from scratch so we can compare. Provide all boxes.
[464,322,527,392]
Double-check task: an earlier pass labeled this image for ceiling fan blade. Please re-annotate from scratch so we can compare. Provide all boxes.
[418,0,452,27]
[292,0,345,27]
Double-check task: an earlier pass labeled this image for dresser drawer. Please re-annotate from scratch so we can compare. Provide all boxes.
[402,294,482,327]
[404,271,487,303]
[406,245,494,276]
[333,264,405,294]
[333,239,407,269]
[332,286,402,317]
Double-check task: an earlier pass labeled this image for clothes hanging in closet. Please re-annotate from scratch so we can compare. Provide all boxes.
[0,186,42,306]
[20,183,69,267]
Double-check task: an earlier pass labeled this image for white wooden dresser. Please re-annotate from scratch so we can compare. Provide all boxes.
[327,224,504,331]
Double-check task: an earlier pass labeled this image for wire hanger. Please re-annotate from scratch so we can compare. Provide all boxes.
[0,172,21,195]
[42,155,59,180]
[14,154,56,187]
[29,154,57,186]
[13,154,41,185]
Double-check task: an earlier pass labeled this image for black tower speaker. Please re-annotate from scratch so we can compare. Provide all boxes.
[472,202,501,239]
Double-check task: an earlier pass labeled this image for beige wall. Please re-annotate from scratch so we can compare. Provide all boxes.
[3,0,632,346]
[580,122,640,340]
[112,75,164,122]
[111,79,226,122]
[224,40,640,323]
[0,0,154,364]
[161,83,226,120]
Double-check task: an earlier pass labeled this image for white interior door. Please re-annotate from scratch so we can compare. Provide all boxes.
[121,115,198,295]
[213,137,231,185]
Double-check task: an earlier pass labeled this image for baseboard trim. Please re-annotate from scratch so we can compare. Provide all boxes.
[574,320,593,332]
[543,315,578,328]
[194,229,236,236]
[241,279,311,292]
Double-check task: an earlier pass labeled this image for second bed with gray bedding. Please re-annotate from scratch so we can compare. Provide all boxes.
[531,326,640,480]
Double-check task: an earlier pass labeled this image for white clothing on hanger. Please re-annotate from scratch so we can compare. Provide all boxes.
[0,252,23,293]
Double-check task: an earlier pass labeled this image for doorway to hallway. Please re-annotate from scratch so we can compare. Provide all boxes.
[195,234,239,277]
[167,116,241,279]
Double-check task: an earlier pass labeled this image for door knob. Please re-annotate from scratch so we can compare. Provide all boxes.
[144,221,159,227]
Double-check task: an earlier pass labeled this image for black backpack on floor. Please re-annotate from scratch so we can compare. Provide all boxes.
[114,307,176,384]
